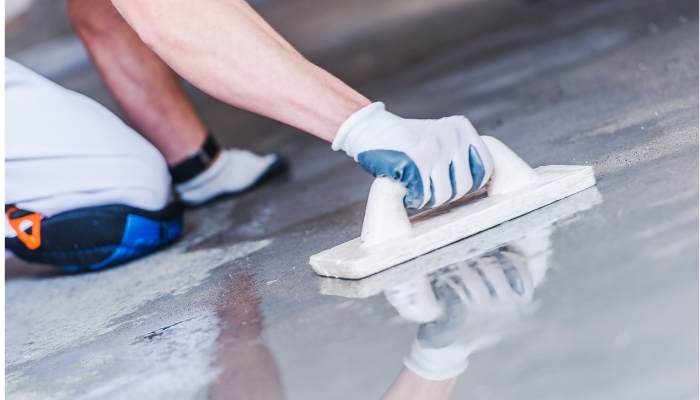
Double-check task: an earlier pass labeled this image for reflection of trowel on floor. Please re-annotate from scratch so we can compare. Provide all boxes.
[310,136,597,279]
[318,186,602,299]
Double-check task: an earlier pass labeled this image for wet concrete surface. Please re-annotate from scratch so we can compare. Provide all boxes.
[5,0,699,398]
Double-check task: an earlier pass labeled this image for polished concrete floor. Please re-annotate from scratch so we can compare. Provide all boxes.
[5,0,699,399]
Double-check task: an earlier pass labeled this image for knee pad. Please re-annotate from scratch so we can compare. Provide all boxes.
[5,203,184,272]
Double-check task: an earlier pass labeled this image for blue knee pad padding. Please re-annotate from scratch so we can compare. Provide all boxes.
[6,203,183,272]
[64,213,183,272]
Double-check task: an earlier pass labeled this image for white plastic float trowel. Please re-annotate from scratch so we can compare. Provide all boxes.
[310,136,596,279]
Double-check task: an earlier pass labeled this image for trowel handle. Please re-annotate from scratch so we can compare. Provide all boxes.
[360,136,538,246]
[480,136,538,196]
[360,177,412,246]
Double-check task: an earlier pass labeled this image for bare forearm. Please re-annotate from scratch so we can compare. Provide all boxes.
[110,0,370,141]
[383,368,457,400]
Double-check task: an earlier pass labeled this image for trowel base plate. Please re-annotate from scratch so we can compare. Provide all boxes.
[310,165,596,279]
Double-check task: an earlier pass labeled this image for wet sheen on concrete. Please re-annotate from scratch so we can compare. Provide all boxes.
[5,0,698,398]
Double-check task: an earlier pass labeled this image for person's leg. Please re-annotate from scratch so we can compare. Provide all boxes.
[67,0,206,166]
[6,59,183,271]
[67,0,288,206]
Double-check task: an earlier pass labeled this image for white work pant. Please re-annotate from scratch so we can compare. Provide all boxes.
[5,59,171,233]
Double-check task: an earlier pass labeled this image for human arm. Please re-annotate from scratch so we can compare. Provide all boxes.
[109,0,370,142]
[108,0,493,209]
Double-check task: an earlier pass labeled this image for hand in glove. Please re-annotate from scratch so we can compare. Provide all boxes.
[333,102,494,209]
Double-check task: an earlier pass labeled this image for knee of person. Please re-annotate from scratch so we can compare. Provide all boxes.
[6,203,184,272]
[124,144,172,211]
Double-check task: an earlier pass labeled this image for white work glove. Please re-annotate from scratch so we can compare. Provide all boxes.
[175,149,286,206]
[402,250,534,381]
[333,102,494,209]
[385,276,445,324]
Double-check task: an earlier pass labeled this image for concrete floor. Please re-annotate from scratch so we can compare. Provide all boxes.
[5,0,699,399]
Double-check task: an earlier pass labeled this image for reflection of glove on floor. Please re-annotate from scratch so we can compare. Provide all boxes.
[403,249,534,381]
[404,334,501,381]
[175,149,288,207]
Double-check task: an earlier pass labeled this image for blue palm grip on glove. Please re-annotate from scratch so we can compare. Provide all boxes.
[357,145,487,208]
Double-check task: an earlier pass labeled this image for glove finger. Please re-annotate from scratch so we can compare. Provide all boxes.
[458,265,492,306]
[466,145,488,192]
[427,162,454,208]
[499,250,535,302]
[417,168,433,209]
[448,116,493,191]
[468,137,494,190]
[474,259,525,304]
[448,150,473,201]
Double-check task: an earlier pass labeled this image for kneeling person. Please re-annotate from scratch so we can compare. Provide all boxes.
[5,59,184,271]
[5,59,286,272]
